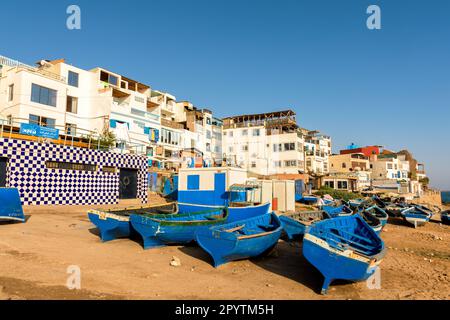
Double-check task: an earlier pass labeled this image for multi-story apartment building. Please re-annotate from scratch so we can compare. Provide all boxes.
[370,154,410,181]
[222,110,307,176]
[0,56,107,137]
[303,129,332,175]
[0,55,220,171]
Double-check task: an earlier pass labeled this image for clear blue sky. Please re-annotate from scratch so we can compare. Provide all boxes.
[2,0,449,189]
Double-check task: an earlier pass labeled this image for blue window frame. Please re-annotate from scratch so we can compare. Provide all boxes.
[187,175,200,190]
[68,71,79,87]
[31,84,57,107]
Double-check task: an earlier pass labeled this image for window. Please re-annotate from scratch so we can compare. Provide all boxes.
[387,163,393,170]
[31,84,57,107]
[214,146,220,153]
[228,131,233,137]
[206,130,212,139]
[187,175,200,190]
[65,123,77,136]
[242,145,248,152]
[228,146,234,153]
[29,114,56,128]
[284,143,295,151]
[131,108,146,117]
[273,144,282,152]
[8,84,14,101]
[66,96,78,113]
[100,71,118,86]
[206,117,211,125]
[273,161,282,167]
[253,129,260,136]
[46,161,96,172]
[134,96,145,103]
[284,160,297,167]
[68,71,79,87]
[325,181,335,189]
[342,163,347,169]
[242,129,248,136]
[206,143,211,152]
[6,115,12,125]
[337,181,348,190]
[251,162,257,168]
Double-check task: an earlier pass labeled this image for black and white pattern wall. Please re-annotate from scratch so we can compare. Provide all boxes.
[0,138,148,205]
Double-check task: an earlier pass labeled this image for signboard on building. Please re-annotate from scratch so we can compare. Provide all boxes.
[20,123,60,140]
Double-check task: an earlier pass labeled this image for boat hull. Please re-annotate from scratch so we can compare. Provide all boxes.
[303,233,381,294]
[196,213,282,267]
[441,211,450,225]
[88,203,177,242]
[302,215,385,294]
[130,208,228,249]
[279,211,331,240]
[0,188,25,223]
[178,202,270,222]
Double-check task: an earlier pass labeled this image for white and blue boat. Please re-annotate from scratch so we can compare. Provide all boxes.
[130,207,228,249]
[196,212,282,267]
[279,210,331,240]
[0,188,25,223]
[303,215,386,294]
[88,202,178,242]
[363,205,388,228]
[401,206,432,228]
[321,204,353,218]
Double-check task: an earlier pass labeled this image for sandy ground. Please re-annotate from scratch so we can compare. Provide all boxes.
[1,198,449,300]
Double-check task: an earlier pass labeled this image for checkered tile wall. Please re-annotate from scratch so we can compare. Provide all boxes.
[0,138,148,205]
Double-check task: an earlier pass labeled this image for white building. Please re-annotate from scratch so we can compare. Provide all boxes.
[222,110,306,176]
[303,130,332,175]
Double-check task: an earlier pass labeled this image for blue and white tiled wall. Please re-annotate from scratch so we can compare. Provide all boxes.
[0,138,148,205]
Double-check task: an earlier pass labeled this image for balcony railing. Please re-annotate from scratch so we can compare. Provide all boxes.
[161,118,184,130]
[0,55,66,82]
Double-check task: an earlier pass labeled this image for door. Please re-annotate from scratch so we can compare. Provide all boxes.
[0,158,7,187]
[119,168,138,199]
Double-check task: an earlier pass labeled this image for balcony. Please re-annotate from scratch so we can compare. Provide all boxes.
[161,118,184,130]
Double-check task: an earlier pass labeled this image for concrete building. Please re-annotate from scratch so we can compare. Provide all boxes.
[303,129,332,175]
[222,110,307,176]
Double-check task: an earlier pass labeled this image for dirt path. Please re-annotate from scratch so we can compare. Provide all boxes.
[0,204,449,300]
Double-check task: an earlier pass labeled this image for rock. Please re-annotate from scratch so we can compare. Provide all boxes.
[170,256,181,267]
[191,266,196,272]
[266,284,274,288]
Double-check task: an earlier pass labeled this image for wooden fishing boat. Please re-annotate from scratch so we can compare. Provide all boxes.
[177,202,270,223]
[298,195,320,205]
[363,205,388,227]
[0,188,25,223]
[196,212,282,267]
[359,210,382,234]
[88,202,178,242]
[303,215,386,294]
[401,206,432,228]
[441,210,450,225]
[130,207,228,249]
[279,210,331,240]
[321,205,353,217]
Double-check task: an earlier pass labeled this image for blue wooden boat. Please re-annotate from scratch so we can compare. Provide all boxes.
[321,205,353,218]
[0,188,25,223]
[279,210,331,240]
[196,212,283,267]
[401,206,432,228]
[363,205,388,227]
[303,215,386,294]
[298,195,320,205]
[359,210,382,234]
[130,207,228,249]
[441,210,450,225]
[88,202,178,242]
[178,202,270,223]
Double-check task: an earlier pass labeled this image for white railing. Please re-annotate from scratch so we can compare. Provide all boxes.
[0,117,149,155]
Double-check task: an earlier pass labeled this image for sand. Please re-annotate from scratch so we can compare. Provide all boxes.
[0,199,449,300]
